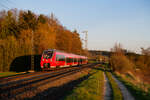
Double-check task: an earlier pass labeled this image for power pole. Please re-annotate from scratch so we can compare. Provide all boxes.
[82,31,88,50]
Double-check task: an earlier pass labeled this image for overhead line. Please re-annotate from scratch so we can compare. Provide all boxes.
[0,0,16,10]
[5,0,16,6]
[0,3,9,10]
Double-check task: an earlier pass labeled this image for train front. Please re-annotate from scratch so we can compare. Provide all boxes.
[40,50,54,70]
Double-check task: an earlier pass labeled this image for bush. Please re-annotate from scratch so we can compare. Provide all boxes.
[110,54,134,73]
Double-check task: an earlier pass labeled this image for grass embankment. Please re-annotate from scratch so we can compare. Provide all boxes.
[0,72,26,78]
[64,69,104,100]
[106,72,123,100]
[115,74,150,100]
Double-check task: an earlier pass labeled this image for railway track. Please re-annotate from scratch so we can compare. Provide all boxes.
[0,64,95,100]
[0,67,77,85]
[0,66,81,84]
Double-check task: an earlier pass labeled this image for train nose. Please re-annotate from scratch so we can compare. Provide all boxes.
[44,63,50,68]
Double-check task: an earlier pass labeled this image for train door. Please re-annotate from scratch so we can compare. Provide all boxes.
[56,54,60,67]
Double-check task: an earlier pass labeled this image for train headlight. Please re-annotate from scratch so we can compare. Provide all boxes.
[43,59,44,61]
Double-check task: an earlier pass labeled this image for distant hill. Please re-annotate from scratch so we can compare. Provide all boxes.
[88,50,141,57]
[88,50,111,57]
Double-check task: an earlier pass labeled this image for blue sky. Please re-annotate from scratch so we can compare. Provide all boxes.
[0,0,150,53]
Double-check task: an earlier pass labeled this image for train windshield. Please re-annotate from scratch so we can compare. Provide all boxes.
[43,50,53,59]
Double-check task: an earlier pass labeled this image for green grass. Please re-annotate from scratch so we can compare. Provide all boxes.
[64,69,104,100]
[0,72,25,78]
[115,74,150,100]
[106,72,123,100]
[88,60,97,64]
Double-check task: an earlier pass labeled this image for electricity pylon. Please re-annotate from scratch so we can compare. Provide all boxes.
[82,31,88,50]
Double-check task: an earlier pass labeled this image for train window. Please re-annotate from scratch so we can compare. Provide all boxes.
[83,59,85,62]
[71,58,73,62]
[66,58,69,63]
[56,55,65,61]
[80,59,82,62]
[59,55,65,61]
[74,58,77,62]
[66,58,73,63]
[78,59,80,62]
[79,59,80,62]
[43,50,53,59]
[56,55,59,61]
[75,58,78,62]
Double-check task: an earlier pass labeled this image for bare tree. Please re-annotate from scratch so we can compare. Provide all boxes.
[141,47,150,55]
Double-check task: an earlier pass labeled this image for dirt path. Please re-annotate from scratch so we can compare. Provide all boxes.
[104,73,112,100]
[111,74,135,100]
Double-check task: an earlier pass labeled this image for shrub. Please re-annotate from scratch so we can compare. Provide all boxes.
[110,54,134,73]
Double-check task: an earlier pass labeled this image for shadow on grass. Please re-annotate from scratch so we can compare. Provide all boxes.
[10,55,42,72]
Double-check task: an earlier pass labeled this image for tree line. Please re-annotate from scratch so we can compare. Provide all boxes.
[0,9,83,72]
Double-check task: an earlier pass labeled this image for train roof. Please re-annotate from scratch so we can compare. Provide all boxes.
[44,49,87,58]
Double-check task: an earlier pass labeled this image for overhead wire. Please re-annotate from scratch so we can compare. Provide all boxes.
[5,0,16,7]
[0,0,16,10]
[0,0,19,38]
[0,2,10,10]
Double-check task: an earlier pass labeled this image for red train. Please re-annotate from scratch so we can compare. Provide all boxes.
[40,49,88,70]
